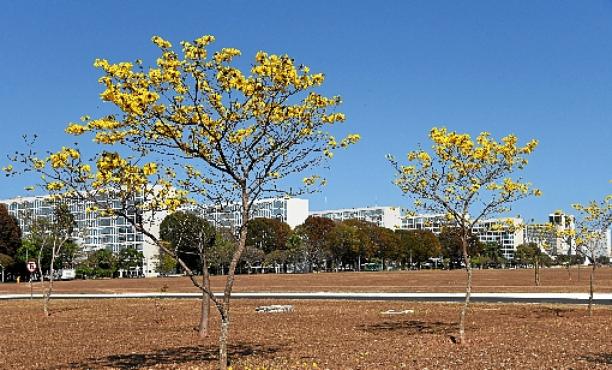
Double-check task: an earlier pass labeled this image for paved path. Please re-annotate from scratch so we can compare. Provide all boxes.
[1,292,611,304]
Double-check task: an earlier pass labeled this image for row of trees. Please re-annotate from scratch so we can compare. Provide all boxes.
[159,212,516,277]
[3,32,609,368]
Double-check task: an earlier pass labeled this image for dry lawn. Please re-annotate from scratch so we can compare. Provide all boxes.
[0,298,610,369]
[1,267,611,295]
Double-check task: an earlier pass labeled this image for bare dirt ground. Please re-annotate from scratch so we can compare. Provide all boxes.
[0,299,610,369]
[1,267,611,294]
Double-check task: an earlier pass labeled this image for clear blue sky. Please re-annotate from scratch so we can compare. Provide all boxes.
[1,0,611,222]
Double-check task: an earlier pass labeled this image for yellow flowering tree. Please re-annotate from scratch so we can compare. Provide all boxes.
[389,127,540,344]
[571,195,612,316]
[523,222,556,286]
[8,34,358,369]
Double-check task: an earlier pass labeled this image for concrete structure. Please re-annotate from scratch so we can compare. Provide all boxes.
[191,197,309,230]
[400,214,524,260]
[2,195,309,277]
[310,206,402,229]
[548,212,575,255]
[471,218,524,260]
[0,195,165,277]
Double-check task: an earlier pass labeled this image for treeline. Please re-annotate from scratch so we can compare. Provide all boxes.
[158,213,575,275]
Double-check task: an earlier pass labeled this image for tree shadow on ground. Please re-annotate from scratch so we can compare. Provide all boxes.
[55,343,282,370]
[359,320,457,336]
[579,353,612,365]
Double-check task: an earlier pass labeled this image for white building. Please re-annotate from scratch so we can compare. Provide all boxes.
[310,206,402,230]
[400,213,524,260]
[0,195,164,277]
[191,197,309,230]
[2,195,309,277]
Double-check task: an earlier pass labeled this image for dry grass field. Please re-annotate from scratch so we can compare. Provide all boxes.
[0,299,610,369]
[1,267,611,295]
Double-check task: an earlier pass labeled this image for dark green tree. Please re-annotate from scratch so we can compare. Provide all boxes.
[117,247,144,276]
[294,216,335,272]
[160,211,216,338]
[438,227,483,268]
[246,218,291,254]
[0,203,21,258]
[396,229,441,268]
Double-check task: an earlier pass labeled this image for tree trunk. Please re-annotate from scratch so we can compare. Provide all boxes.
[459,235,472,345]
[43,245,57,317]
[588,262,595,317]
[198,256,211,338]
[535,255,540,287]
[217,190,250,370]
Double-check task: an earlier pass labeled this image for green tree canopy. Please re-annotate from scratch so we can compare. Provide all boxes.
[160,211,216,272]
[246,217,291,254]
[396,229,441,264]
[0,203,21,258]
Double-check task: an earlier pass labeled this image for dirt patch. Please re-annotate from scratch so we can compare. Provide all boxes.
[0,299,610,369]
[2,268,611,295]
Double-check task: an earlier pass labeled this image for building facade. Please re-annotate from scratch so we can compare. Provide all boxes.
[0,195,165,277]
[310,206,402,230]
[1,195,309,277]
[190,197,309,230]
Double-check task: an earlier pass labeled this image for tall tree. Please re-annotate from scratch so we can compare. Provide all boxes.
[246,218,291,254]
[294,216,335,272]
[160,211,216,337]
[24,203,76,316]
[437,227,482,268]
[572,195,611,316]
[396,229,441,268]
[0,203,21,258]
[390,127,540,343]
[342,219,377,271]
[9,34,358,368]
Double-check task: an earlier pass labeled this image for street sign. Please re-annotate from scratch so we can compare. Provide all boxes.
[27,261,37,273]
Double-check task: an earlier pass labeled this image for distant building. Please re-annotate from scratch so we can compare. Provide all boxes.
[191,197,309,230]
[310,206,402,229]
[0,194,164,277]
[2,194,309,277]
[400,214,524,260]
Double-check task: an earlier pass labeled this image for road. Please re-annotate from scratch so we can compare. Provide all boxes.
[1,291,611,304]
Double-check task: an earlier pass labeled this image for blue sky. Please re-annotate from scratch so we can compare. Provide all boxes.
[1,0,611,222]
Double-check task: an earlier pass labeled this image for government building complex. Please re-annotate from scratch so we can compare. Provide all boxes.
[2,195,609,277]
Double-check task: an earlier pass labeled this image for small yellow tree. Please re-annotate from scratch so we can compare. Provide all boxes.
[8,34,358,369]
[572,195,612,316]
[389,127,540,343]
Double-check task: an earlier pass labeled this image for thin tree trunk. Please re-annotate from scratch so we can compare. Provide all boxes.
[217,190,250,370]
[219,316,230,368]
[535,255,540,287]
[43,244,58,317]
[588,262,595,317]
[459,235,472,345]
[198,256,210,338]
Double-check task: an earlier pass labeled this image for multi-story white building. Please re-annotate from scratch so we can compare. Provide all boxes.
[548,212,575,255]
[400,213,524,260]
[190,197,309,230]
[2,195,309,276]
[0,195,165,277]
[471,218,524,260]
[310,206,402,229]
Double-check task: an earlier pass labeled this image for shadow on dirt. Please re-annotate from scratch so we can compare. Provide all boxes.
[579,353,612,365]
[359,319,458,335]
[56,343,282,369]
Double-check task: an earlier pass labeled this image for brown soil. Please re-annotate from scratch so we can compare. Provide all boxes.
[1,267,611,295]
[0,299,610,369]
